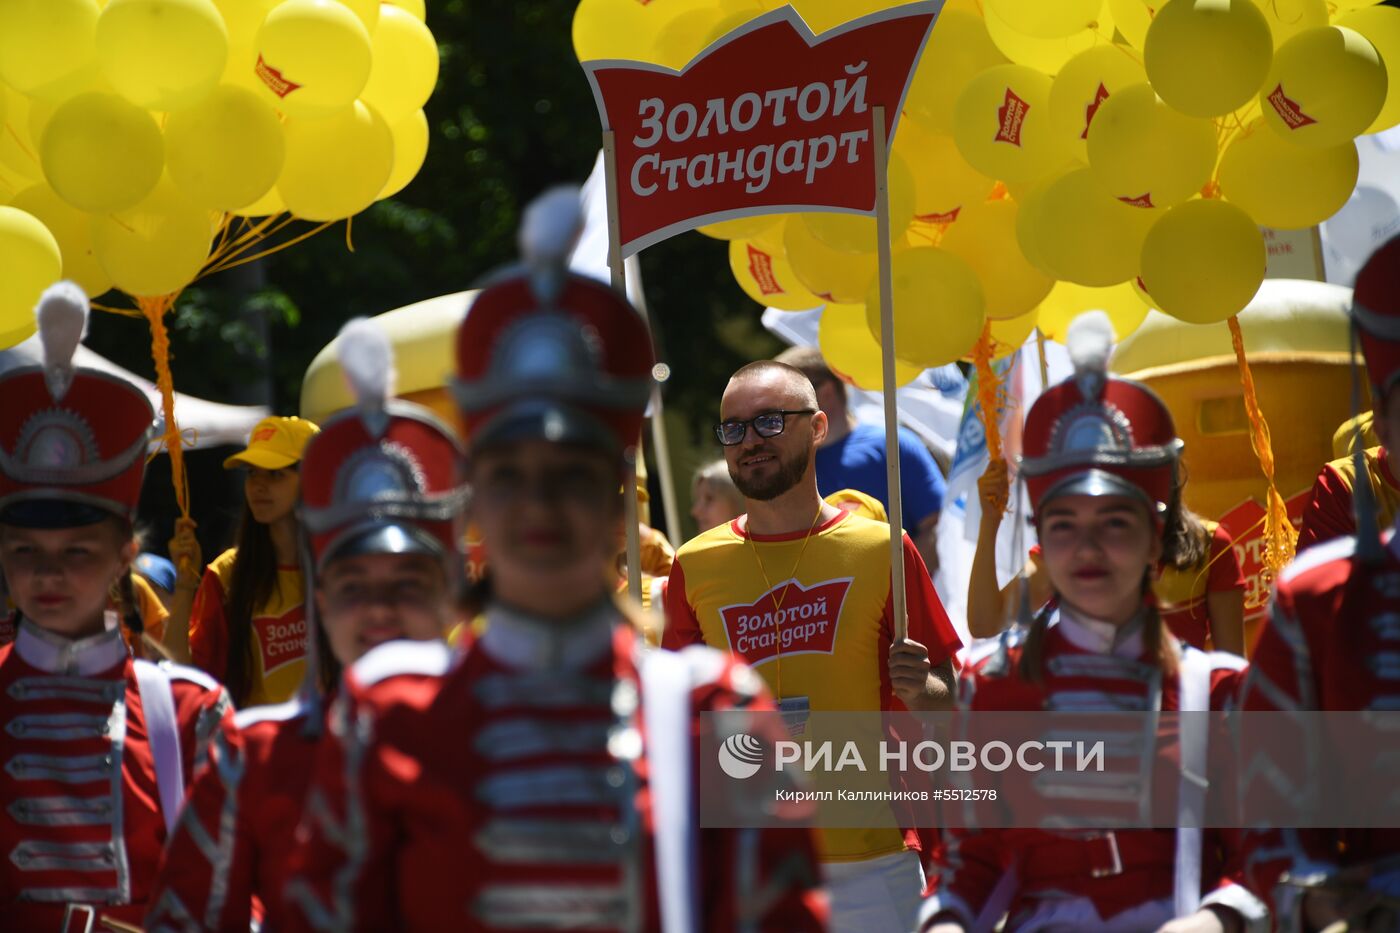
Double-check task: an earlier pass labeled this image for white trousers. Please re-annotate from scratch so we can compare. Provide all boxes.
[823,849,927,933]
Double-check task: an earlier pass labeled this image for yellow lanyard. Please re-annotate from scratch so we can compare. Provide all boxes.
[744,503,825,698]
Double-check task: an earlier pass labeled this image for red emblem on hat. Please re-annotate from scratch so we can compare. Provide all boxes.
[995,88,1029,146]
[1352,236,1400,400]
[0,284,154,523]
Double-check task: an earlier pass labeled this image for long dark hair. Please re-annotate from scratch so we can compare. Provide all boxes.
[222,502,280,706]
[1160,483,1211,573]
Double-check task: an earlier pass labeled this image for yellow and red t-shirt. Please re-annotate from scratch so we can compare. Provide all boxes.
[1154,520,1245,650]
[1297,446,1400,551]
[189,547,306,708]
[663,509,962,861]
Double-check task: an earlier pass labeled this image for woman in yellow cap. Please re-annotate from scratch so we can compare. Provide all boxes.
[170,416,319,708]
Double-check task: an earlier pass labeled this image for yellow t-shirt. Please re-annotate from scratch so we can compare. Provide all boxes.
[189,547,307,708]
[664,510,962,861]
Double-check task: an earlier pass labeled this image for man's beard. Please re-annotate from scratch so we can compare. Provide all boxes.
[730,446,810,501]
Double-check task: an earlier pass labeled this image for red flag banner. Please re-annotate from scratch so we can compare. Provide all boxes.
[582,3,940,257]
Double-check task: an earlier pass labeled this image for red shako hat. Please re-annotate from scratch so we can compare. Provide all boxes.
[453,186,655,457]
[1352,234,1400,403]
[1019,312,1183,519]
[298,319,468,572]
[0,282,154,528]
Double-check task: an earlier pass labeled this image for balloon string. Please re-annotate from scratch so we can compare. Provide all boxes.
[972,321,1008,515]
[1227,314,1296,578]
[138,294,192,537]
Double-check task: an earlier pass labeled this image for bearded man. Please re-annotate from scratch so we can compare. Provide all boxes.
[663,360,962,933]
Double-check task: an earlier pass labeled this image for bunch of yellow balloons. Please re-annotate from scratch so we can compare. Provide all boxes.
[573,0,1400,390]
[0,0,437,346]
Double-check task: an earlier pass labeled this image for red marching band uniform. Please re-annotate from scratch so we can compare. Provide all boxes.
[1239,237,1400,930]
[0,284,235,931]
[281,188,826,931]
[144,329,469,932]
[918,320,1268,932]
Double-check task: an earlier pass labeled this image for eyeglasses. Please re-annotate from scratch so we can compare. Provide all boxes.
[713,409,816,447]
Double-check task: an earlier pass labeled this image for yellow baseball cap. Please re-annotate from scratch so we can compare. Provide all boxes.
[223,416,320,470]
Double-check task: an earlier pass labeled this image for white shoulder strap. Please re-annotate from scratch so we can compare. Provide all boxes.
[640,647,698,933]
[134,659,186,835]
[1174,647,1212,919]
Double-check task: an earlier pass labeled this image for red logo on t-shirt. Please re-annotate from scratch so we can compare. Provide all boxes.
[1082,82,1110,139]
[746,245,783,296]
[719,578,851,666]
[1267,84,1316,130]
[255,607,308,676]
[995,88,1030,146]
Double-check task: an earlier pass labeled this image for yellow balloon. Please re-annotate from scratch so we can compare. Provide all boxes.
[1256,0,1328,47]
[1139,199,1265,325]
[9,184,112,297]
[728,237,822,311]
[1034,279,1148,342]
[572,0,752,63]
[0,88,43,181]
[360,5,439,125]
[1011,167,1064,277]
[386,0,425,21]
[1086,82,1217,208]
[983,0,1117,76]
[986,0,1101,39]
[783,0,907,34]
[904,0,1008,134]
[166,85,284,211]
[0,0,100,101]
[231,182,285,218]
[278,101,392,221]
[697,215,778,240]
[940,199,1054,320]
[1108,0,1153,50]
[893,116,993,223]
[96,0,227,111]
[1338,6,1400,132]
[783,217,877,304]
[1024,167,1155,286]
[1333,0,1386,9]
[818,302,922,391]
[954,65,1063,184]
[801,153,915,253]
[865,247,985,369]
[987,308,1039,356]
[649,9,753,70]
[41,92,163,213]
[214,0,280,90]
[254,0,371,118]
[1259,26,1387,147]
[0,205,62,348]
[1049,45,1147,162]
[93,179,213,296]
[1218,118,1358,228]
[379,108,428,199]
[334,0,378,32]
[1145,0,1272,117]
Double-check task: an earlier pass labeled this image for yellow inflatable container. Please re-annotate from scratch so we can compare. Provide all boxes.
[1112,280,1360,640]
[300,290,479,429]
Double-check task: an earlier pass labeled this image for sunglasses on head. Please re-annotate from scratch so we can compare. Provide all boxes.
[713,409,816,447]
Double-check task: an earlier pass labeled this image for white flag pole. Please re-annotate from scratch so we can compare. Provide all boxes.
[872,105,908,643]
[603,129,644,602]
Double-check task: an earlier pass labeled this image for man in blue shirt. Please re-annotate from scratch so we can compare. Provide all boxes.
[776,347,945,571]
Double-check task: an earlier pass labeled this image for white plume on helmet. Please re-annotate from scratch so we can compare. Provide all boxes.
[35,281,90,402]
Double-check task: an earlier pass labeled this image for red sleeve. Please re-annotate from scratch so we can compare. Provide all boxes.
[1296,464,1356,551]
[146,721,255,931]
[188,567,228,679]
[890,532,963,665]
[282,688,402,932]
[661,558,705,651]
[920,829,1011,930]
[1207,525,1245,593]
